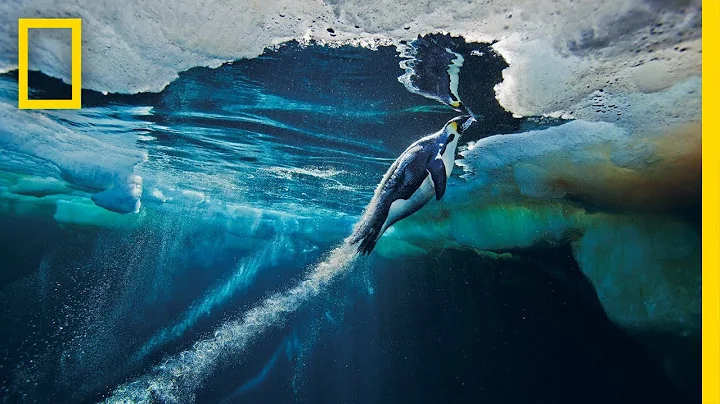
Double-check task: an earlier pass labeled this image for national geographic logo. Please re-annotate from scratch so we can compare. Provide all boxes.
[17,18,82,110]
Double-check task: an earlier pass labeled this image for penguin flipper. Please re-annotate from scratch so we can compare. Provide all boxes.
[427,158,447,200]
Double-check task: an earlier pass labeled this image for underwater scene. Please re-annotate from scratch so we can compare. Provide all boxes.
[0,1,702,403]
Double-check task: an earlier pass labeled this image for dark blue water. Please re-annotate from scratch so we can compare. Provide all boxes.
[0,210,688,404]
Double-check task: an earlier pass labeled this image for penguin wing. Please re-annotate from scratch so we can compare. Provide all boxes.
[427,157,447,200]
[348,145,428,255]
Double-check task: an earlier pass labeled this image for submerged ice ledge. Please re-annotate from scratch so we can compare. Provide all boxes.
[0,104,148,214]
[0,170,354,252]
[374,114,701,336]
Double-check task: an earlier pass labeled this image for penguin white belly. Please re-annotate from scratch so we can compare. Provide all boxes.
[378,144,459,239]
[380,177,435,237]
[441,141,458,179]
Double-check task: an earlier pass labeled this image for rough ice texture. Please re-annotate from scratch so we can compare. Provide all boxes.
[492,33,700,119]
[455,79,701,212]
[91,174,143,214]
[0,1,700,119]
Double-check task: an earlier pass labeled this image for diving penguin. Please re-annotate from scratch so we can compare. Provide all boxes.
[348,116,470,255]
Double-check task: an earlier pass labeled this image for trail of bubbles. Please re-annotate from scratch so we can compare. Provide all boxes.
[103,242,357,404]
[132,234,288,363]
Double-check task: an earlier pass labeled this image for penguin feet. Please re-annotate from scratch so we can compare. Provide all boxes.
[347,220,383,256]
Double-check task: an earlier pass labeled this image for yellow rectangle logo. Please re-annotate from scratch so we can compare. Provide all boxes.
[17,18,82,109]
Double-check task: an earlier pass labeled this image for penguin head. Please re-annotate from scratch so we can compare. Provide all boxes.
[444,115,474,136]
[438,116,467,153]
[449,99,465,113]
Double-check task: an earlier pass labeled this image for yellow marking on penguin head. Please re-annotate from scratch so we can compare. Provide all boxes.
[448,122,458,132]
[450,100,461,108]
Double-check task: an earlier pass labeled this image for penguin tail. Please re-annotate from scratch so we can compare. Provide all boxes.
[347,216,384,256]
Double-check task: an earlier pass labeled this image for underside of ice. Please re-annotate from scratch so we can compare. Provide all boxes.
[0,1,700,120]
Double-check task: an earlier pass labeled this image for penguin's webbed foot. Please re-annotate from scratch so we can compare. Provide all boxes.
[347,222,382,256]
[356,236,378,256]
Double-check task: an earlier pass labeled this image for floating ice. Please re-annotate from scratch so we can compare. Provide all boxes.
[374,113,701,334]
[0,103,147,214]
[180,189,206,205]
[8,176,69,197]
[146,188,168,204]
[54,199,139,228]
[91,174,143,214]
